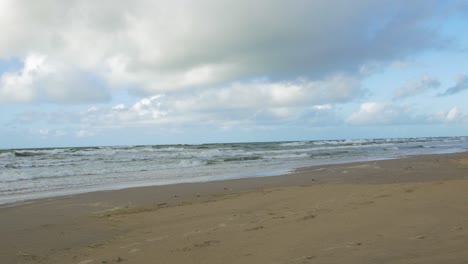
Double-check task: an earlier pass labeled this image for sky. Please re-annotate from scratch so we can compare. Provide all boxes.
[1,0,468,149]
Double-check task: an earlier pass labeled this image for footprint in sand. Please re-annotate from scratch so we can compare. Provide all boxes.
[410,235,426,240]
[120,242,140,249]
[300,214,316,221]
[374,194,391,199]
[245,225,264,231]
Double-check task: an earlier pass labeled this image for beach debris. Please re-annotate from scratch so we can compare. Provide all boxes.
[128,248,141,254]
[146,235,168,242]
[245,225,264,231]
[412,235,426,240]
[88,243,103,248]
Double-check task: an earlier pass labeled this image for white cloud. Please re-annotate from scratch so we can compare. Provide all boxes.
[429,107,466,123]
[130,95,168,119]
[12,97,468,139]
[97,79,348,127]
[0,54,110,103]
[393,75,441,99]
[172,74,362,112]
[12,85,344,137]
[28,128,67,138]
[313,104,333,110]
[348,103,468,126]
[38,129,49,136]
[76,129,95,138]
[346,102,415,125]
[0,54,50,103]
[112,104,126,110]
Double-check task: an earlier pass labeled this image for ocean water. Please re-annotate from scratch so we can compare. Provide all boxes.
[1,136,467,204]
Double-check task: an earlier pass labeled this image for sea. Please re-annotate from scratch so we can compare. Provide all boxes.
[1,136,468,205]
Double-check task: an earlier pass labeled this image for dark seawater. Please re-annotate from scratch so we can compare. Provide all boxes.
[1,136,467,204]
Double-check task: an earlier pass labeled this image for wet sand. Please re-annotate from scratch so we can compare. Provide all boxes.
[1,152,468,263]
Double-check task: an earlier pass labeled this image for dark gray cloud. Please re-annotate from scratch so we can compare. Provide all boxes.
[0,0,462,101]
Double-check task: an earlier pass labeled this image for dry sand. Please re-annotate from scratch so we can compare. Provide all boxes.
[1,152,468,264]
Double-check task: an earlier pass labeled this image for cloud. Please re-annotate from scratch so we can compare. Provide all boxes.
[346,102,416,125]
[32,128,67,138]
[76,129,95,138]
[347,102,468,126]
[12,97,468,139]
[439,74,468,96]
[83,75,353,127]
[0,54,110,104]
[171,74,363,112]
[429,107,467,123]
[0,0,456,98]
[12,84,344,137]
[393,75,441,99]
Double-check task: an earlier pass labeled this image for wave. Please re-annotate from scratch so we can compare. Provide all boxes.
[223,156,263,162]
[310,151,350,158]
[0,151,15,158]
[14,151,46,157]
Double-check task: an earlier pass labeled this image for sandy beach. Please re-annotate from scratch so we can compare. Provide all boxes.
[2,152,468,264]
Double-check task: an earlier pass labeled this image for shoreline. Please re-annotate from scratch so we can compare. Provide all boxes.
[2,150,466,207]
[2,152,468,263]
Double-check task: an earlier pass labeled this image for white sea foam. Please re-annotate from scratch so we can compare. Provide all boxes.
[265,153,310,159]
[280,141,308,147]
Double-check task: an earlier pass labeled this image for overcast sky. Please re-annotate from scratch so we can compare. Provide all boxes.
[1,0,468,148]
